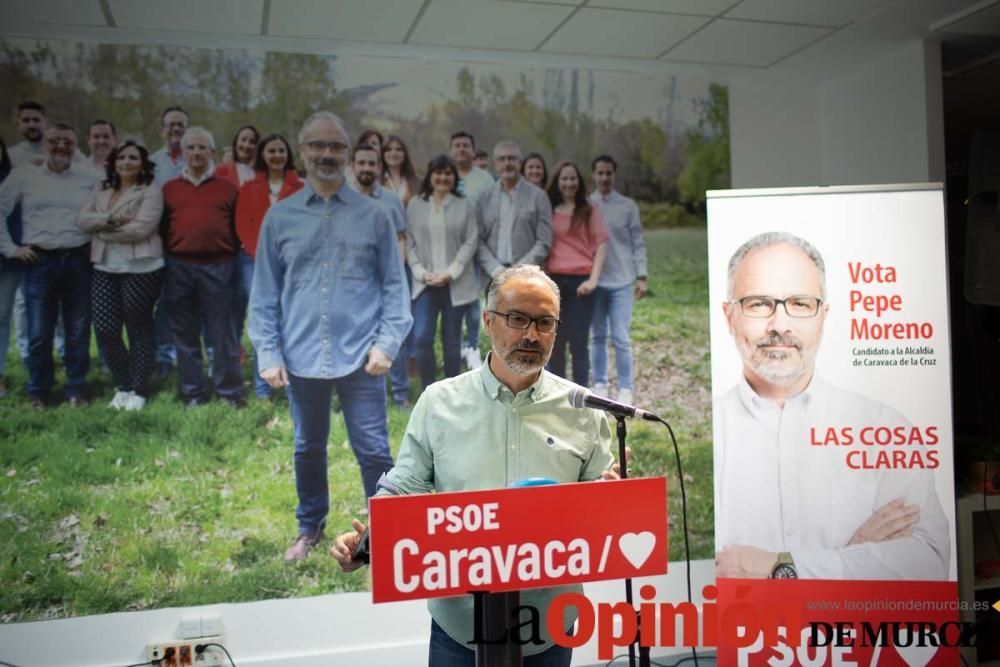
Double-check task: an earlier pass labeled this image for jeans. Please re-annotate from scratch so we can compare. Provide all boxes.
[286,367,394,534]
[547,274,596,385]
[463,296,481,350]
[14,282,65,361]
[164,257,244,402]
[23,246,92,399]
[412,286,463,390]
[428,620,572,667]
[590,285,635,391]
[0,271,21,378]
[153,291,175,365]
[238,251,271,397]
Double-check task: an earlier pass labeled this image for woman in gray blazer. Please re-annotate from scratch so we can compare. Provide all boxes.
[406,155,479,389]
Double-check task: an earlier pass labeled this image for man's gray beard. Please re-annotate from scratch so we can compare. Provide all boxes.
[743,346,814,385]
[493,340,552,376]
[313,165,343,182]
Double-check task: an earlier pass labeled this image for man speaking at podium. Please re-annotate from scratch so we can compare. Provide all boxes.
[332,264,624,666]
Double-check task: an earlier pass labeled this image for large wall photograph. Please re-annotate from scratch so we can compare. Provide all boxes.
[0,37,728,622]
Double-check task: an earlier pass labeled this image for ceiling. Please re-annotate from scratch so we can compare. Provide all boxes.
[1,0,1000,84]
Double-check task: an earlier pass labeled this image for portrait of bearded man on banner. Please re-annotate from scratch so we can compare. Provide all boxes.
[712,230,949,581]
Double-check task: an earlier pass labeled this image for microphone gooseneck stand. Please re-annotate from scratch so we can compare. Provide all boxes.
[615,414,652,667]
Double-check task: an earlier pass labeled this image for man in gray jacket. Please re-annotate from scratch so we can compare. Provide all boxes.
[475,141,551,279]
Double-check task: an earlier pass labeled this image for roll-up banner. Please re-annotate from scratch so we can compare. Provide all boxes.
[707,184,958,666]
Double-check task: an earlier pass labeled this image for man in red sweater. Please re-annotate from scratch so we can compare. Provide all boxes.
[161,126,245,407]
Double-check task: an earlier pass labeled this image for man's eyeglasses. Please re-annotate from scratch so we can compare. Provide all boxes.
[303,140,349,154]
[730,296,823,318]
[488,310,560,333]
[46,138,75,148]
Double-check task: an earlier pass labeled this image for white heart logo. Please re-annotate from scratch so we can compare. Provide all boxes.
[618,531,656,569]
[893,628,940,667]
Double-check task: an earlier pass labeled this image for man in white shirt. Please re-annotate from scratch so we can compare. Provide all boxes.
[150,106,190,379]
[0,123,101,407]
[85,119,117,175]
[713,231,949,580]
[352,143,411,408]
[8,101,48,168]
[450,131,495,370]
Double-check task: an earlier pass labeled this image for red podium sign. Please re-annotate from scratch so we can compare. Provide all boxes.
[368,477,668,603]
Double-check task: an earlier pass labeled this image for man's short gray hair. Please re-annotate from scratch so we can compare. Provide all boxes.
[492,140,522,159]
[298,111,351,146]
[486,264,560,311]
[181,126,215,150]
[727,231,827,299]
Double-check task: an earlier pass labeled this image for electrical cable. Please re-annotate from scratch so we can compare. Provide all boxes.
[109,661,154,667]
[654,415,698,667]
[0,660,24,667]
[196,642,237,667]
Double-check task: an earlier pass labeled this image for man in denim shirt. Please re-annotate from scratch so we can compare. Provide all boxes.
[249,111,412,562]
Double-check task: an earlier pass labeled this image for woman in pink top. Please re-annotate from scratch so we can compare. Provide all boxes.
[544,160,607,384]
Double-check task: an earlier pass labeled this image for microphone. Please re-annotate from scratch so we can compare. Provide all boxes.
[568,387,660,421]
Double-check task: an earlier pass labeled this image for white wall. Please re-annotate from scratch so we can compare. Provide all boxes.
[729,39,945,189]
[0,563,715,666]
[819,39,944,186]
[729,79,823,188]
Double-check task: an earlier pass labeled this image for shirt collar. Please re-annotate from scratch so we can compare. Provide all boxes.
[479,352,548,402]
[736,371,823,413]
[303,178,358,206]
[40,162,72,177]
[499,176,525,197]
[591,189,619,204]
[181,164,215,186]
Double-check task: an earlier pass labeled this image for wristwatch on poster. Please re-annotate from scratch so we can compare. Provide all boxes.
[770,552,798,579]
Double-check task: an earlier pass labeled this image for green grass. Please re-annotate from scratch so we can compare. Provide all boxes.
[0,227,712,621]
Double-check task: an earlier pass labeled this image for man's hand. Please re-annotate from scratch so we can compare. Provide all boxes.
[330,519,368,572]
[634,278,648,300]
[715,545,777,578]
[849,498,919,545]
[577,278,598,297]
[11,246,38,264]
[365,346,392,376]
[600,446,632,480]
[260,365,289,388]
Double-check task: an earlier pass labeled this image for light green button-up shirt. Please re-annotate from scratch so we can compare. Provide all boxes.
[382,354,614,655]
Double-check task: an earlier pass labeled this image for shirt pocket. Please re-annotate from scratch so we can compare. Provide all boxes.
[336,241,375,280]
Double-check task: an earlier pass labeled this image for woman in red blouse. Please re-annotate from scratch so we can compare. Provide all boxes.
[545,160,607,384]
[234,133,303,397]
[215,125,259,188]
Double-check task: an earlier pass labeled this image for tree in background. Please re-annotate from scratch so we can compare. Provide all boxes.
[678,83,730,215]
[0,40,730,216]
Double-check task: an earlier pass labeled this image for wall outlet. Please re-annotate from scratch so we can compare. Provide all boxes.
[146,636,225,666]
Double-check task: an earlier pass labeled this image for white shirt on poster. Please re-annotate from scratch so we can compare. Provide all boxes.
[713,375,950,580]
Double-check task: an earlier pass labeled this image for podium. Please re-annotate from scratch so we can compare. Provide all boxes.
[365,477,668,665]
